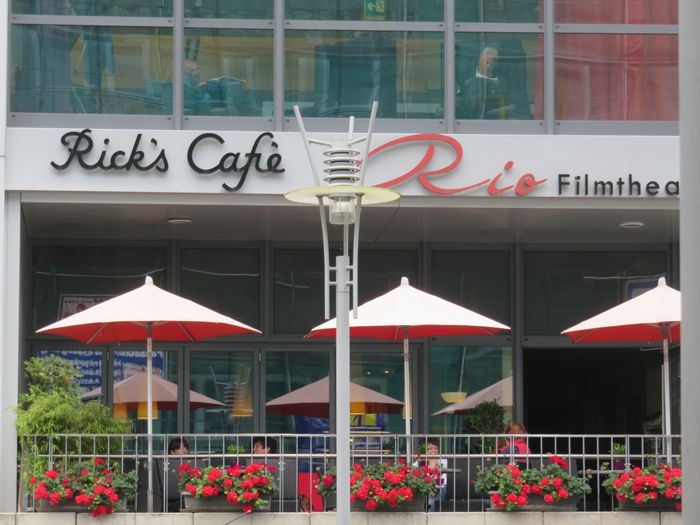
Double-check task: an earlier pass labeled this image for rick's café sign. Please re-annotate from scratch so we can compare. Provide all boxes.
[5,128,680,198]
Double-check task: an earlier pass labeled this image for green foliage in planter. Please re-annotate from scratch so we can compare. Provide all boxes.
[461,400,506,453]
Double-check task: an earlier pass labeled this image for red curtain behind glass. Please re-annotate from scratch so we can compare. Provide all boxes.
[554,0,678,121]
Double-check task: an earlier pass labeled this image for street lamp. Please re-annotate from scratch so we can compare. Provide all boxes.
[285,102,399,524]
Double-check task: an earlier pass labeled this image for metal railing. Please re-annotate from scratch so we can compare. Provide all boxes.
[20,432,681,513]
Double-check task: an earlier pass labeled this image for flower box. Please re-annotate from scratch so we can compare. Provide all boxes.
[351,494,427,512]
[603,464,682,512]
[616,498,679,512]
[182,494,270,512]
[487,492,578,512]
[35,498,127,513]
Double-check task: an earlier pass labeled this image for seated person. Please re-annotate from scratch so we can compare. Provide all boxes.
[166,437,190,512]
[413,438,447,512]
[253,435,278,455]
[499,422,531,466]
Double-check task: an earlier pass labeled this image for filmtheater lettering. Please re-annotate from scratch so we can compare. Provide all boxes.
[557,174,679,197]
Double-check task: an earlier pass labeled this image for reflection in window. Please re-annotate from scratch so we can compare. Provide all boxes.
[431,251,510,326]
[523,251,667,335]
[184,0,272,18]
[273,250,324,334]
[286,31,444,119]
[12,0,173,16]
[456,0,541,23]
[358,250,419,304]
[456,33,542,120]
[37,349,103,393]
[183,29,273,117]
[554,0,677,24]
[286,0,443,21]
[265,351,330,433]
[112,350,178,434]
[180,248,261,331]
[428,346,512,435]
[190,351,255,433]
[555,34,678,121]
[11,26,173,114]
[32,246,167,330]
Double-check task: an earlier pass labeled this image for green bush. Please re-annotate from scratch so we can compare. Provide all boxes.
[461,400,506,453]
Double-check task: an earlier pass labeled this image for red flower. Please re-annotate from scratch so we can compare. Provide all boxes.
[94,458,105,465]
[543,494,554,503]
[365,499,378,510]
[45,470,59,480]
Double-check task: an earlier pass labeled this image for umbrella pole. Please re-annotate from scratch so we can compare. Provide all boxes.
[403,334,411,458]
[146,323,154,513]
[662,333,672,464]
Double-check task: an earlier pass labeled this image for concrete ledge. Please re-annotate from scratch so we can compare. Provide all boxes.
[17,513,75,525]
[77,513,135,525]
[543,513,602,525]
[661,513,681,525]
[0,515,15,525]
[135,514,193,525]
[427,513,485,525]
[484,512,542,525]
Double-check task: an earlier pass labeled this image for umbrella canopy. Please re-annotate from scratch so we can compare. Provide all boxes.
[307,276,509,442]
[266,376,404,418]
[562,277,680,441]
[36,276,260,512]
[433,376,513,416]
[81,370,224,410]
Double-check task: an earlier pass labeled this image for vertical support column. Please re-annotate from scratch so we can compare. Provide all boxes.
[335,255,350,525]
[680,0,700,521]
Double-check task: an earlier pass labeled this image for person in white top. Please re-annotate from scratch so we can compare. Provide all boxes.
[413,438,448,511]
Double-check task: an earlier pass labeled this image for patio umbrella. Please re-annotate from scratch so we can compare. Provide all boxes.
[306,276,509,443]
[561,277,680,439]
[36,275,260,511]
[81,370,224,410]
[266,376,404,418]
[432,376,513,415]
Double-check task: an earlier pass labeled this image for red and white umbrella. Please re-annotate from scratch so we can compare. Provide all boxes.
[562,277,680,437]
[307,276,509,440]
[37,276,260,511]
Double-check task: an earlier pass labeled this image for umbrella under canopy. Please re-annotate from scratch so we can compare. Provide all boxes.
[81,370,224,410]
[562,276,680,439]
[266,376,404,418]
[37,276,260,511]
[433,376,513,416]
[307,277,509,442]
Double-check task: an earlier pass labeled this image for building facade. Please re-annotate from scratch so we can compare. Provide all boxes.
[0,0,680,512]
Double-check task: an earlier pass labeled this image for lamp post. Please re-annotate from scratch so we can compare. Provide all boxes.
[285,102,399,524]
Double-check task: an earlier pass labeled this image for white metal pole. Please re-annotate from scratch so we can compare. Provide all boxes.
[335,255,351,524]
[402,334,411,458]
[146,322,154,513]
[662,334,672,464]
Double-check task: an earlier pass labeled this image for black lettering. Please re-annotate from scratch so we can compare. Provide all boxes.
[50,129,95,170]
[616,177,624,195]
[666,180,679,196]
[646,181,660,195]
[267,153,284,173]
[219,152,242,172]
[628,174,641,196]
[593,180,613,196]
[187,133,224,174]
[558,174,570,195]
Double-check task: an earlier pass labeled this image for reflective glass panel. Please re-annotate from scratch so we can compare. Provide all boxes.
[184,0,272,18]
[36,349,103,393]
[456,33,543,120]
[358,250,419,303]
[455,0,541,23]
[179,248,260,330]
[113,349,178,434]
[190,350,255,433]
[431,251,510,326]
[12,0,172,16]
[523,251,667,335]
[273,249,324,335]
[265,351,330,433]
[555,34,678,121]
[11,26,173,114]
[286,31,444,119]
[32,246,167,330]
[351,349,405,434]
[555,0,677,24]
[183,29,274,117]
[428,345,512,435]
[286,0,443,21]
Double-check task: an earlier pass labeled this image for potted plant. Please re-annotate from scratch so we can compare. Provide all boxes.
[316,459,441,511]
[602,464,682,511]
[30,457,137,517]
[611,443,627,470]
[178,462,277,512]
[461,400,506,453]
[475,455,591,511]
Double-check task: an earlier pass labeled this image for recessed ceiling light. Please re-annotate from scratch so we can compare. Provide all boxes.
[619,221,644,229]
[167,217,192,224]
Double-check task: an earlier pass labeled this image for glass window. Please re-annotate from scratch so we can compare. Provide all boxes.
[273,249,324,335]
[12,0,173,16]
[179,248,261,331]
[32,246,167,331]
[456,0,541,23]
[456,33,543,120]
[113,349,178,434]
[265,351,330,433]
[286,0,443,21]
[555,0,678,24]
[428,345,512,435]
[183,29,274,117]
[286,31,444,119]
[358,250,419,303]
[523,251,667,335]
[36,348,103,393]
[555,34,678,121]
[431,251,510,326]
[11,25,173,114]
[184,0,272,18]
[190,350,255,433]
